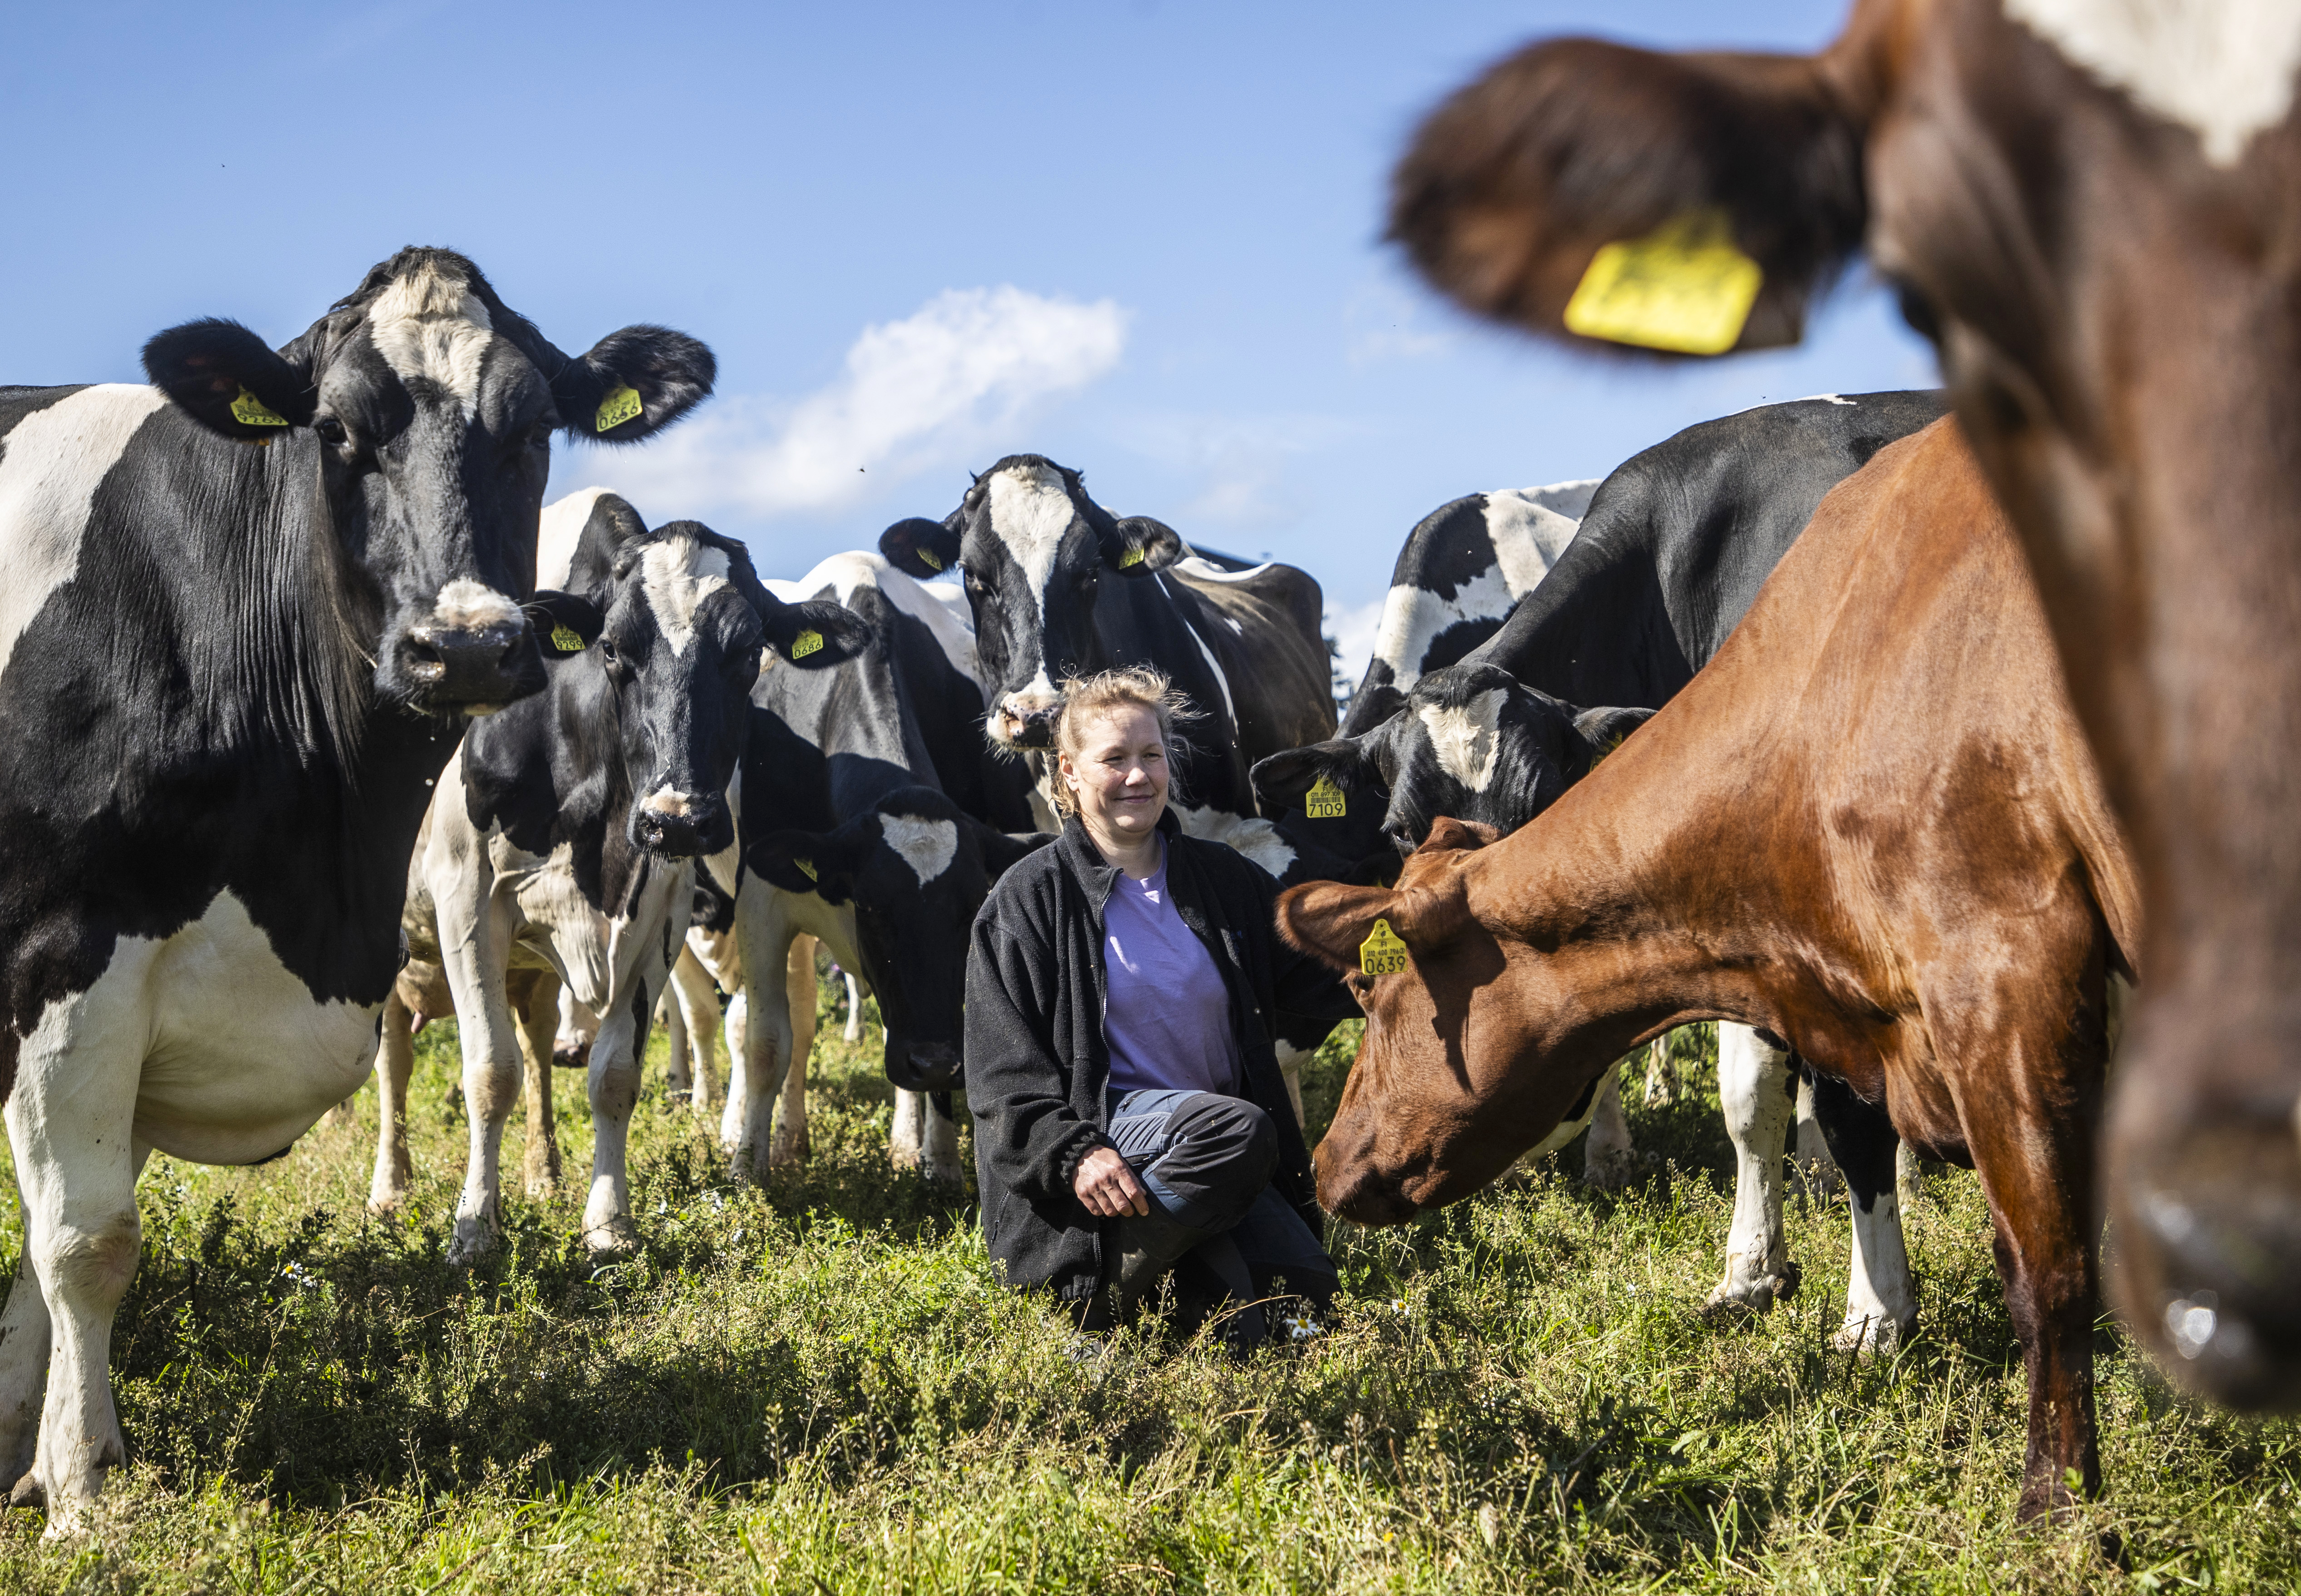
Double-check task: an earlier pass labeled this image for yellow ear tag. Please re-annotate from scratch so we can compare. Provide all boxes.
[1117,545,1146,569]
[230,387,289,427]
[789,629,824,660]
[1562,212,1764,357]
[1359,917,1410,977]
[918,549,944,572]
[595,384,643,433]
[1303,773,1347,819]
[794,857,818,883]
[549,623,584,653]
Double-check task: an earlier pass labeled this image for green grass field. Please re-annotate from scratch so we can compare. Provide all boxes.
[3,969,2297,1592]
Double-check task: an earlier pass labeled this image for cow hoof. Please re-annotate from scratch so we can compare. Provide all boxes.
[1829,1312,1905,1358]
[1581,1150,1643,1190]
[1703,1260,1800,1320]
[444,1223,501,1270]
[582,1217,640,1257]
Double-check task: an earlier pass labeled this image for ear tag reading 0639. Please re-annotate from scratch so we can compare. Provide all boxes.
[794,857,818,883]
[1562,213,1763,356]
[595,384,643,433]
[549,623,585,653]
[1116,545,1146,569]
[1303,773,1347,819]
[1359,917,1410,977]
[789,629,824,660]
[231,387,290,427]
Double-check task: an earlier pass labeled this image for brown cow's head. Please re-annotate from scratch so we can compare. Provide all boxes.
[1391,0,2301,1410]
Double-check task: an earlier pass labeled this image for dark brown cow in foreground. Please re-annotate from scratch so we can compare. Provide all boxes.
[1388,0,2301,1407]
[1278,420,2138,1517]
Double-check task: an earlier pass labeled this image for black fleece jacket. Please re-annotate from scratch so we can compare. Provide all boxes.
[964,809,1357,1302]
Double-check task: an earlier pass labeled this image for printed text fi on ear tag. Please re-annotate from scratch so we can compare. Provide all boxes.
[1359,917,1410,977]
[1117,545,1146,569]
[1562,212,1763,356]
[595,384,643,433]
[549,623,584,653]
[918,548,943,572]
[231,388,289,427]
[795,857,818,883]
[789,629,824,660]
[1303,773,1347,819]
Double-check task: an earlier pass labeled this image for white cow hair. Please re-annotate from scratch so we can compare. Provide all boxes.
[2006,0,2301,167]
[640,535,732,657]
[1483,485,1591,601]
[1418,687,1510,793]
[536,486,616,592]
[1173,803,1298,878]
[1172,554,1275,583]
[1163,575,1240,728]
[1371,481,1594,692]
[770,549,983,688]
[0,385,168,684]
[432,577,521,630]
[366,262,498,418]
[879,813,959,886]
[986,462,1077,712]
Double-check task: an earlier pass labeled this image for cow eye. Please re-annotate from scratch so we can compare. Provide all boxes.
[598,636,619,665]
[315,416,349,446]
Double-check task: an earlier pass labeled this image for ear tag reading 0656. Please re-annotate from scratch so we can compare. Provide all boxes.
[595,384,643,433]
[918,548,944,572]
[1303,773,1347,819]
[1359,917,1410,977]
[1116,545,1146,569]
[231,387,289,427]
[549,623,584,653]
[1562,213,1763,357]
[789,629,824,660]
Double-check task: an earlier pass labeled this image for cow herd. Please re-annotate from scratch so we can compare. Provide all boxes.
[0,0,2297,1541]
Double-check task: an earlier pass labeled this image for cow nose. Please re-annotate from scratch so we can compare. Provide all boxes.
[631,790,730,858]
[2112,1114,2301,1408]
[998,698,1061,749]
[892,1041,962,1091]
[402,616,533,711]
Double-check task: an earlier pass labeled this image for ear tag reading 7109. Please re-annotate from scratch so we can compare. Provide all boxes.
[794,857,818,883]
[1303,773,1347,819]
[1116,545,1146,569]
[595,385,643,433]
[549,623,584,653]
[1562,212,1763,356]
[1359,918,1410,977]
[789,629,824,660]
[231,387,289,427]
[918,548,944,572]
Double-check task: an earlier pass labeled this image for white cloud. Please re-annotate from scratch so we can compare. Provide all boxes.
[1325,596,1386,699]
[580,286,1128,519]
[1120,411,1365,531]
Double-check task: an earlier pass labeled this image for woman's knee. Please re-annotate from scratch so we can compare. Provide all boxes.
[1171,1094,1278,1184]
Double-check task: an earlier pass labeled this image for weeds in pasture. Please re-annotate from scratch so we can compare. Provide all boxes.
[2,970,2297,1591]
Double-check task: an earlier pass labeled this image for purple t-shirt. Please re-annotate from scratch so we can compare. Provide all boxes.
[1102,843,1241,1096]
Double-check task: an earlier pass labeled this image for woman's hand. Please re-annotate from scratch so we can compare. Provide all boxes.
[1073,1146,1150,1218]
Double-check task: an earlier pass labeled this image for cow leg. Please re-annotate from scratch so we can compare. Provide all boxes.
[1807,1071,1916,1354]
[1273,1039,1312,1130]
[367,983,419,1213]
[1705,1024,1799,1315]
[667,945,721,1117]
[660,985,692,1107]
[842,969,865,1043]
[721,899,803,1182]
[512,970,562,1199]
[0,1195,51,1498]
[1582,1065,1637,1187]
[1793,1073,1843,1194]
[437,893,522,1268]
[891,1090,925,1172]
[1642,1032,1677,1106]
[770,936,818,1169]
[582,932,679,1255]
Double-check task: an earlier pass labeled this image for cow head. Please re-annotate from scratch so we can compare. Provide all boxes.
[141,246,715,717]
[751,786,1050,1090]
[562,497,870,860]
[879,456,1183,748]
[1254,663,1651,856]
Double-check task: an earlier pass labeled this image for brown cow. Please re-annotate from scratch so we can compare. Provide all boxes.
[1277,420,2138,1518]
[1386,1,2301,1407]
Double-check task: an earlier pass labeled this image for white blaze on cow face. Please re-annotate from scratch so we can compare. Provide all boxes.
[642,789,694,817]
[0,385,168,684]
[640,535,733,657]
[985,462,1080,729]
[2006,0,2301,167]
[880,813,960,886]
[431,577,521,631]
[366,263,500,417]
[1419,687,1509,794]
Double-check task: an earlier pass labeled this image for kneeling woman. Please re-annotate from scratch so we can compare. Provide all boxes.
[965,668,1354,1347]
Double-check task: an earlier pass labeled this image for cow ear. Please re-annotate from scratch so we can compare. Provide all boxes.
[143,318,316,440]
[554,324,716,443]
[1390,36,1869,355]
[750,822,865,903]
[1274,880,1398,973]
[527,590,604,658]
[1252,738,1378,816]
[880,515,964,580]
[1571,704,1655,763]
[759,597,872,671]
[974,822,1055,882]
[1107,515,1187,577]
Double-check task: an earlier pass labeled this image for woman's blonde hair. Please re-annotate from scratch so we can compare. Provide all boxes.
[1050,666,1199,817]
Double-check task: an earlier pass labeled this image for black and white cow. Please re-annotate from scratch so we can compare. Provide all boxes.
[1256,391,1947,1348]
[0,248,716,1525]
[379,491,864,1259]
[718,552,1049,1187]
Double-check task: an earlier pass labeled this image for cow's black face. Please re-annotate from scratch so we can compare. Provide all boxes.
[897,455,1183,749]
[597,525,766,860]
[141,246,716,719]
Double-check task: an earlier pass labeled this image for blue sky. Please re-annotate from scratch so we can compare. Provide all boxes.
[2,1,1934,673]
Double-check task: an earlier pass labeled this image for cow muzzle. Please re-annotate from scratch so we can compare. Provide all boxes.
[397,599,541,713]
[631,789,733,859]
[888,1038,962,1093]
[994,696,1062,750]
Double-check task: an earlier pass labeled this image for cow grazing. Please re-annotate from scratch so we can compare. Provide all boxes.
[0,248,717,1524]
[1386,2,2301,1407]
[720,552,1048,1188]
[1257,392,1944,1333]
[1278,420,2136,1517]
